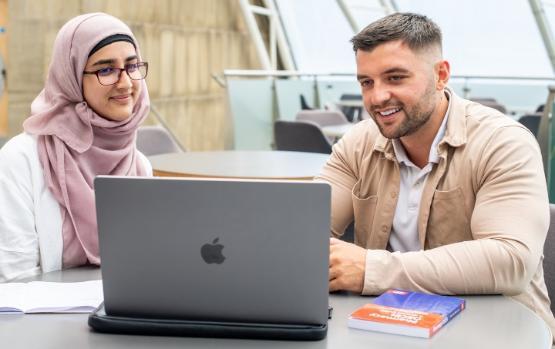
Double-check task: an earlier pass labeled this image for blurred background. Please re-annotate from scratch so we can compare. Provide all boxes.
[1,0,555,152]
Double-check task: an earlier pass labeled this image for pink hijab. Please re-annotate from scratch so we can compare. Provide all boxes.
[23,13,149,268]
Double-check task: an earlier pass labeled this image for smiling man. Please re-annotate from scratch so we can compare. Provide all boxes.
[317,12,555,336]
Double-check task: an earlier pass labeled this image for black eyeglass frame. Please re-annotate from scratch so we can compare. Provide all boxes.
[83,62,149,86]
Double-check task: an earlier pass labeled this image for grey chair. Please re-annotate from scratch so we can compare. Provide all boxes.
[470,97,507,114]
[274,120,332,154]
[518,113,542,137]
[296,110,349,127]
[299,94,313,110]
[136,125,184,156]
[544,204,555,314]
[339,93,363,122]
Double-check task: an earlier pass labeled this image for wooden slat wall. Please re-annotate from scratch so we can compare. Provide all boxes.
[0,0,7,137]
[7,0,261,150]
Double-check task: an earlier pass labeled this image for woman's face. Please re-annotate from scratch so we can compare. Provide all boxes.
[82,41,142,121]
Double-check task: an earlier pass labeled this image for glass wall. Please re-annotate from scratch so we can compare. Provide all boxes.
[275,0,356,73]
[395,0,553,78]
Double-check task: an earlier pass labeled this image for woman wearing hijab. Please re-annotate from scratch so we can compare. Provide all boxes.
[0,13,151,281]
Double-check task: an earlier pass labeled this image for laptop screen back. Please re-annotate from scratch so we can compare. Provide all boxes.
[95,176,330,326]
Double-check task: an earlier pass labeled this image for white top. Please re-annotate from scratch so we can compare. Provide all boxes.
[0,133,152,282]
[388,91,452,252]
[321,124,354,138]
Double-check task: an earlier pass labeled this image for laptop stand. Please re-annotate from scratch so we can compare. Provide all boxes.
[88,303,328,341]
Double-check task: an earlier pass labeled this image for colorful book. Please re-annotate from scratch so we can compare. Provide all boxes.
[348,289,465,338]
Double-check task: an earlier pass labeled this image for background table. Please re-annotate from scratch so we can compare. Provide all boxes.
[334,100,368,122]
[0,267,551,349]
[321,124,354,139]
[149,151,330,180]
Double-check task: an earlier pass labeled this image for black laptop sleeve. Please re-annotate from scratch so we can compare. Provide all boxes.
[88,303,328,341]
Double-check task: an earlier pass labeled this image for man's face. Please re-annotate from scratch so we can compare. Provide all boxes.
[356,40,445,139]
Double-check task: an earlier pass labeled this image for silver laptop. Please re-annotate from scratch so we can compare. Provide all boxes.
[94,176,330,326]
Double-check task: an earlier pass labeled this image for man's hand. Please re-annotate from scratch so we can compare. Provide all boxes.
[329,237,367,293]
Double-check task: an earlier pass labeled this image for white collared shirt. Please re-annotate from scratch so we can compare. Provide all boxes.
[0,133,152,282]
[388,90,451,252]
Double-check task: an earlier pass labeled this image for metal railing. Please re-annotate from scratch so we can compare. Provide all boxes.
[217,69,555,110]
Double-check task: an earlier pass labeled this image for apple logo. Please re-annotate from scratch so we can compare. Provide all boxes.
[200,238,226,264]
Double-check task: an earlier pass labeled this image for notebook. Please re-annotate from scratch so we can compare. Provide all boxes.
[92,176,330,339]
[0,280,103,314]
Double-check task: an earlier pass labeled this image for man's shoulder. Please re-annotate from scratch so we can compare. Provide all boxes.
[327,119,385,173]
[453,97,534,145]
[465,101,517,126]
[448,97,542,173]
[341,119,381,146]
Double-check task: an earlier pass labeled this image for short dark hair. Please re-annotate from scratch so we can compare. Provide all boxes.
[351,13,442,53]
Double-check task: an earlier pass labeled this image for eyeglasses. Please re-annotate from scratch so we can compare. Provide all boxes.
[83,62,148,86]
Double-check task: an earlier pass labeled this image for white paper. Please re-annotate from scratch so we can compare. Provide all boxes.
[0,280,103,314]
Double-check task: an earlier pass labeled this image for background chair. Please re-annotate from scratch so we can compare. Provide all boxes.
[544,204,555,314]
[136,125,185,156]
[296,110,349,127]
[518,113,542,137]
[338,93,363,122]
[470,97,507,114]
[274,120,332,154]
[299,94,314,110]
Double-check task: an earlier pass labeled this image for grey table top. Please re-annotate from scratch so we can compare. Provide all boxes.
[0,267,551,348]
[149,151,330,180]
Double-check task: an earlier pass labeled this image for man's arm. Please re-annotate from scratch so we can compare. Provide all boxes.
[322,125,549,296]
[315,122,367,239]
[316,122,373,293]
[329,237,366,292]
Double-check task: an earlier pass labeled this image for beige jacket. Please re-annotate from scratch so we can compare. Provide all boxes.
[317,90,555,336]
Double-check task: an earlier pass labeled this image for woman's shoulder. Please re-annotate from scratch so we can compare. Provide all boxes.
[0,133,39,174]
[136,150,153,176]
[0,133,38,158]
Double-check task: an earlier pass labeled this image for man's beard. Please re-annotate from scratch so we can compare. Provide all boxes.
[370,84,438,139]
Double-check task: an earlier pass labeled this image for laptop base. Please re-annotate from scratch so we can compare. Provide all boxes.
[88,303,327,341]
